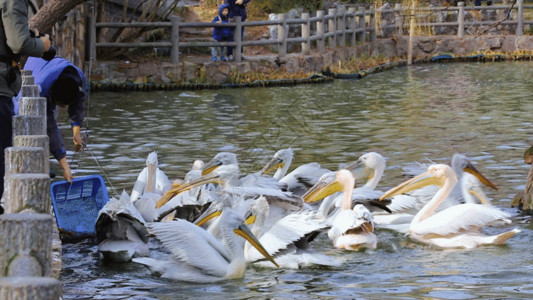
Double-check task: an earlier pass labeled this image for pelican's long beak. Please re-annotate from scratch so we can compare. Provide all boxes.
[259,157,284,175]
[379,172,442,201]
[463,162,498,191]
[302,174,343,203]
[202,159,223,176]
[194,210,222,226]
[156,172,224,208]
[234,223,279,268]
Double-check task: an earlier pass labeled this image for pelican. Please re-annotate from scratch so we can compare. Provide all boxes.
[95,190,149,262]
[132,209,278,282]
[302,152,391,221]
[379,164,520,249]
[129,152,172,222]
[260,148,331,196]
[259,148,294,180]
[130,151,171,202]
[304,169,378,250]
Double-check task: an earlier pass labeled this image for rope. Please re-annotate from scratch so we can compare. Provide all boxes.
[83,144,120,198]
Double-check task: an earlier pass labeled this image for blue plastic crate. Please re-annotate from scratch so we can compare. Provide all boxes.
[50,175,110,238]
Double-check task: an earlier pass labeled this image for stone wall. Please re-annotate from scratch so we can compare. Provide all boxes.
[88,35,533,86]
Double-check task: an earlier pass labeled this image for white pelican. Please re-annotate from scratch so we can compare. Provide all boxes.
[95,190,149,262]
[129,152,172,222]
[132,209,278,282]
[379,164,520,249]
[260,148,331,196]
[259,148,294,180]
[130,151,171,202]
[304,169,378,250]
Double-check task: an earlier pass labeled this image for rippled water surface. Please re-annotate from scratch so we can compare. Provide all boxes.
[58,62,533,299]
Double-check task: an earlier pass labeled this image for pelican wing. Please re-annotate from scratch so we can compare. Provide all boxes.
[146,220,231,278]
[130,168,148,202]
[248,210,329,261]
[280,162,330,195]
[226,186,304,211]
[412,203,511,236]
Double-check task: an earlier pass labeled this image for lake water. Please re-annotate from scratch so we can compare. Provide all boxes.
[59,62,533,299]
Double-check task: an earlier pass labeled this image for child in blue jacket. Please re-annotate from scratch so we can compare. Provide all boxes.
[211,3,234,61]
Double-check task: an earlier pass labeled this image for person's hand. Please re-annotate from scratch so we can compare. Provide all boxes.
[58,157,74,183]
[236,0,243,4]
[39,34,51,52]
[72,126,82,152]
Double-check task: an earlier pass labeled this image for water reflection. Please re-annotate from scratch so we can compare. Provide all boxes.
[59,62,533,298]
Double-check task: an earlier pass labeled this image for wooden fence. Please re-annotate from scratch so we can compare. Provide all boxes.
[89,1,532,64]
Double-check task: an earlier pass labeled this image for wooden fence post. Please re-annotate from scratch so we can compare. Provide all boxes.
[328,8,337,48]
[516,0,524,36]
[234,16,242,62]
[170,15,180,64]
[89,5,96,63]
[458,2,465,38]
[278,14,287,57]
[358,6,367,43]
[317,10,326,53]
[348,7,357,46]
[395,3,403,36]
[339,8,346,47]
[301,13,310,55]
[370,7,377,42]
[408,2,416,65]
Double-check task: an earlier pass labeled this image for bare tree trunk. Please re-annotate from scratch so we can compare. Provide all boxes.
[29,0,88,33]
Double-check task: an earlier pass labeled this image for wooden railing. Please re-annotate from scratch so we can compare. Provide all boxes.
[89,7,376,64]
[88,1,532,64]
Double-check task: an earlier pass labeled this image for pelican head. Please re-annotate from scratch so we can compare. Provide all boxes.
[146,151,158,167]
[380,164,457,200]
[202,152,238,176]
[451,154,498,191]
[156,164,239,208]
[220,209,279,268]
[260,148,293,178]
[243,196,269,227]
[303,170,355,204]
[192,159,205,170]
[345,152,386,188]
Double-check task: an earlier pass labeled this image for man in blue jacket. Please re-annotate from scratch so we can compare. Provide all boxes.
[0,0,50,203]
[22,56,85,183]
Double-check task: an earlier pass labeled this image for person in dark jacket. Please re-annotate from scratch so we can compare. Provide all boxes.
[0,0,50,203]
[226,0,250,55]
[20,56,85,183]
[211,3,233,61]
